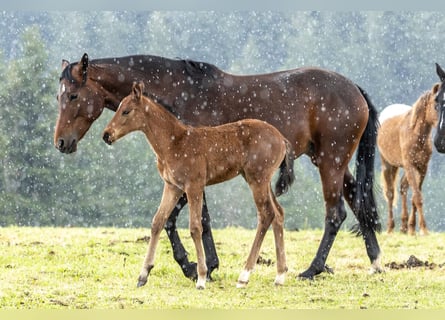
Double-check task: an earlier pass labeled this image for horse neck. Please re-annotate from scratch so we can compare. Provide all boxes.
[411,95,435,137]
[139,98,188,158]
[89,56,225,114]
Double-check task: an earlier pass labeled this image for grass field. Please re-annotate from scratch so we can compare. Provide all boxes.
[0,226,444,309]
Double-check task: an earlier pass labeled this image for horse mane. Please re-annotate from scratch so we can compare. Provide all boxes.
[59,63,77,83]
[180,59,220,79]
[410,84,439,129]
[60,54,221,86]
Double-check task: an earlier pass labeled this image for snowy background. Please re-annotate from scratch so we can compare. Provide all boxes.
[1,11,445,231]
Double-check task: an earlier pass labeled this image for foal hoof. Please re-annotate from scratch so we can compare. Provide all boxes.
[196,277,206,290]
[137,277,148,288]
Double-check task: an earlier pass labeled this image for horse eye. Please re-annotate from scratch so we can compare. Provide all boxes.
[69,94,78,101]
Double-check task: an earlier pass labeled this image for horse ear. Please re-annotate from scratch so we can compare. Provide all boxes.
[436,63,445,82]
[80,53,89,84]
[61,59,70,71]
[132,81,143,100]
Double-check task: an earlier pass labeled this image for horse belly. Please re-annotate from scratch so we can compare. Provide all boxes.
[377,117,404,167]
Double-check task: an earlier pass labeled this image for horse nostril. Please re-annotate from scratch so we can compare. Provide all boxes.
[103,132,111,145]
[57,138,65,149]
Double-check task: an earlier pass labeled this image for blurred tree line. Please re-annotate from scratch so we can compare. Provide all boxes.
[1,12,445,230]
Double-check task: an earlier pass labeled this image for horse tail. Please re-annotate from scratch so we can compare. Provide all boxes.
[353,85,382,234]
[275,139,295,197]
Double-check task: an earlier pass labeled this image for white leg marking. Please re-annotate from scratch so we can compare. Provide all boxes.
[274,272,286,286]
[196,276,206,290]
[236,269,251,288]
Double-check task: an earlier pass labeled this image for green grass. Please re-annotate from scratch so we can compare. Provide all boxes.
[0,227,444,309]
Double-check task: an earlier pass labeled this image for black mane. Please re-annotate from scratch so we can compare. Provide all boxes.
[59,63,78,83]
[60,54,222,85]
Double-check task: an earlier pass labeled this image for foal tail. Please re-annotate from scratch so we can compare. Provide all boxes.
[275,140,295,197]
[353,86,381,234]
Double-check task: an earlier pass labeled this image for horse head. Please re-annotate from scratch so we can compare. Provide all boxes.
[434,63,445,153]
[103,81,146,146]
[54,53,108,153]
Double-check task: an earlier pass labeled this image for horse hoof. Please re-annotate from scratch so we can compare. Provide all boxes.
[274,273,286,286]
[137,279,147,288]
[207,263,219,281]
[137,275,148,287]
[236,281,248,289]
[196,278,206,290]
[297,271,314,280]
[183,262,198,281]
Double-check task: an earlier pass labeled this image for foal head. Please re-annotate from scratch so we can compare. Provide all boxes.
[102,81,147,145]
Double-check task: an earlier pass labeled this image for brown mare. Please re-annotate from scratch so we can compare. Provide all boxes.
[378,83,440,235]
[103,81,295,289]
[54,53,382,281]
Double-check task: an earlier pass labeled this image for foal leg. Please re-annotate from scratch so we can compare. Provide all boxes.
[270,191,287,286]
[186,188,208,289]
[237,183,276,288]
[137,183,183,287]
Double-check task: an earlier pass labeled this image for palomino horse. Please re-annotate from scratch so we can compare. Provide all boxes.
[55,53,382,281]
[103,81,295,289]
[377,83,440,235]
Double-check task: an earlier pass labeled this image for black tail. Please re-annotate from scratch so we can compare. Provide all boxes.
[275,140,295,197]
[353,86,381,234]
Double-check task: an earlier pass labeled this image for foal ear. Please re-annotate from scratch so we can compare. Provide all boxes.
[80,53,89,85]
[132,81,144,100]
[436,63,445,82]
[61,59,70,71]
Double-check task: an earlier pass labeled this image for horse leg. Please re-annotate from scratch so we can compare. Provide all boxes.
[186,188,208,289]
[381,162,399,234]
[399,173,409,234]
[270,190,287,286]
[406,168,428,236]
[201,192,220,279]
[164,192,219,280]
[299,164,346,280]
[237,183,276,288]
[164,193,197,280]
[137,183,183,287]
[416,173,429,236]
[341,165,382,274]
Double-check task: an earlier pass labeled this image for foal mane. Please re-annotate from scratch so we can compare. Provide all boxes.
[410,84,439,129]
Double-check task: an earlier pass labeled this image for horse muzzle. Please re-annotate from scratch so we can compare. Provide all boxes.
[55,137,77,154]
